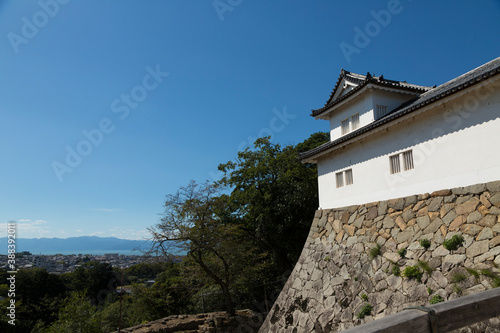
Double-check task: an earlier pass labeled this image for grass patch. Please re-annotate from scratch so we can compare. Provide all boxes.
[418,260,433,274]
[465,267,480,282]
[427,287,432,295]
[369,243,382,259]
[398,248,407,258]
[430,295,444,304]
[451,272,467,283]
[361,294,368,301]
[357,303,372,319]
[480,269,500,288]
[419,239,431,250]
[324,256,330,262]
[443,234,464,251]
[403,266,423,282]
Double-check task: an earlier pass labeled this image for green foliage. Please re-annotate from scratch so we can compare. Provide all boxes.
[430,295,444,304]
[403,266,423,282]
[324,256,330,262]
[369,243,382,259]
[150,180,265,315]
[443,234,464,251]
[392,264,400,277]
[480,269,500,288]
[465,267,480,282]
[398,248,407,258]
[361,294,368,301]
[418,260,433,274]
[217,133,328,273]
[419,239,431,250]
[451,272,466,283]
[357,303,372,319]
[44,291,105,333]
[427,287,432,295]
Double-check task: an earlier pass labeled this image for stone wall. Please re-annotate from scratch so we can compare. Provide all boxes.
[259,181,500,332]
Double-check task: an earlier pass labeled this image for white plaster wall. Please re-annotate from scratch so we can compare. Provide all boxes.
[328,93,373,141]
[371,90,417,120]
[317,82,500,209]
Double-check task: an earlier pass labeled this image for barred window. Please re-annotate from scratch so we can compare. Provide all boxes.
[351,113,360,130]
[336,172,344,188]
[345,169,353,185]
[390,154,401,174]
[375,105,388,119]
[403,150,414,171]
[390,150,414,174]
[341,118,350,135]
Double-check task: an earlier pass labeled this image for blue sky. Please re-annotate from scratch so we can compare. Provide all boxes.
[0,0,499,240]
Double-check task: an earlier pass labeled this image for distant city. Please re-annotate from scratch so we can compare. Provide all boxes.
[0,236,182,273]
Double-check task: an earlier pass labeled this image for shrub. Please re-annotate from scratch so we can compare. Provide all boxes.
[397,247,407,258]
[443,234,464,251]
[369,243,382,259]
[392,265,400,277]
[430,295,444,304]
[361,294,368,301]
[419,239,431,250]
[357,303,372,319]
[403,266,423,282]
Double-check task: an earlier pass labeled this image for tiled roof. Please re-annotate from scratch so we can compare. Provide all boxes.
[312,70,433,118]
[300,57,500,162]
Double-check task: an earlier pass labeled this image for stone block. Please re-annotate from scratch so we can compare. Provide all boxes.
[490,235,500,247]
[440,203,455,218]
[466,240,489,258]
[428,196,444,212]
[416,215,431,230]
[416,206,429,217]
[480,193,492,208]
[488,192,500,207]
[366,206,378,220]
[395,216,407,231]
[486,180,500,192]
[431,189,452,197]
[402,209,415,222]
[382,215,395,229]
[455,197,480,215]
[460,224,483,236]
[478,215,497,228]
[476,227,493,241]
[467,211,482,223]
[443,210,458,226]
[423,217,443,234]
[465,183,486,194]
[378,201,388,215]
[449,215,466,231]
[404,195,418,206]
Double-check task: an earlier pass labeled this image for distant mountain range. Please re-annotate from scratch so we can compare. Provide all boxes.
[0,236,153,254]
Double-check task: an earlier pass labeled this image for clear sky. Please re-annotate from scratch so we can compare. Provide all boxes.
[0,0,499,240]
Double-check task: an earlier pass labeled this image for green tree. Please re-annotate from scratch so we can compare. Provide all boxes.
[150,181,261,315]
[218,132,328,272]
[66,261,117,304]
[44,291,104,333]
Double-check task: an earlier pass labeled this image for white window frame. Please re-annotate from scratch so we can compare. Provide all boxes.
[390,150,414,174]
[336,169,353,187]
